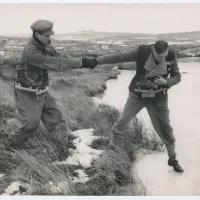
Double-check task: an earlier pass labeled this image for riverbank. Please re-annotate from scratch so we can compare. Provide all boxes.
[177,57,200,62]
[0,62,162,195]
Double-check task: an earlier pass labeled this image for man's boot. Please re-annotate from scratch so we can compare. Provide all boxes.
[168,159,184,173]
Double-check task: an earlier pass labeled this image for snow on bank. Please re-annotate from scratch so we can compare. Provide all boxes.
[1,129,106,195]
[56,128,105,168]
[1,182,21,195]
[71,169,89,183]
[55,128,106,185]
[1,182,28,196]
[49,129,106,192]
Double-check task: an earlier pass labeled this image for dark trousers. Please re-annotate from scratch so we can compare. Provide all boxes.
[11,88,69,147]
[111,91,176,160]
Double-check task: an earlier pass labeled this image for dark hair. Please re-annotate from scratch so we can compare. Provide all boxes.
[155,40,168,54]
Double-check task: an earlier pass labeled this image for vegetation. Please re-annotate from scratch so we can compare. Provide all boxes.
[0,55,164,196]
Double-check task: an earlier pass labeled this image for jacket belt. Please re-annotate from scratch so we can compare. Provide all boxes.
[15,82,48,94]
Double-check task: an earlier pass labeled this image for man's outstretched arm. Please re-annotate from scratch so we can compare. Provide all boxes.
[97,48,138,64]
[26,47,82,71]
[81,48,138,69]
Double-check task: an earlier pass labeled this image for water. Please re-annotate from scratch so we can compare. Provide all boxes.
[100,62,200,196]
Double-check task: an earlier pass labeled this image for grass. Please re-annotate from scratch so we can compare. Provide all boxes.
[0,56,164,196]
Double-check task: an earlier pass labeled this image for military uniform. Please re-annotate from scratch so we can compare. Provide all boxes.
[7,20,82,149]
[97,45,181,161]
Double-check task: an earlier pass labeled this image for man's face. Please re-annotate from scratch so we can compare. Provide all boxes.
[35,32,52,46]
[153,48,168,62]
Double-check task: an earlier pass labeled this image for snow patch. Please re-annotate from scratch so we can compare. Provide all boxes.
[1,182,30,196]
[112,66,118,70]
[2,129,106,195]
[71,169,89,183]
[2,182,21,195]
[57,129,105,168]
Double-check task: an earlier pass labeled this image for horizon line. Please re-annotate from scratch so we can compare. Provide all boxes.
[1,29,200,36]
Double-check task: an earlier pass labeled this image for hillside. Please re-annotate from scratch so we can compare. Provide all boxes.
[0,58,163,195]
[157,31,200,40]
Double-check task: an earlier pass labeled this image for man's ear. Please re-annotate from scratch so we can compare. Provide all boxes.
[35,32,40,37]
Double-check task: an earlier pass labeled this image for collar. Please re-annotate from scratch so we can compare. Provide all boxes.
[31,36,54,55]
[31,36,46,50]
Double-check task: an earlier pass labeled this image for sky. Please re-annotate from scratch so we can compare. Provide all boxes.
[0,3,200,35]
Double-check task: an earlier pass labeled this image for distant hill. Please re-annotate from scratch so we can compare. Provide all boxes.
[53,30,157,41]
[0,31,156,41]
[0,33,31,38]
[1,30,200,41]
[157,31,200,40]
[57,30,156,37]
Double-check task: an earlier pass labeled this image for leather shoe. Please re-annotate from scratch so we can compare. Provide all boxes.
[168,159,184,173]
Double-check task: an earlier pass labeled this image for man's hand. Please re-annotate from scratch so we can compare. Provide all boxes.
[81,57,98,69]
[154,76,168,86]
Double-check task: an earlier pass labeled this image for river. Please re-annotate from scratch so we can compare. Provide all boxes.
[99,61,200,196]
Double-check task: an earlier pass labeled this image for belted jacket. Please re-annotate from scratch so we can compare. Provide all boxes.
[16,37,81,88]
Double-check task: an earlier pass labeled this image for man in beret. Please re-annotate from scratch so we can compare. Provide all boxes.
[81,40,184,173]
[5,19,90,158]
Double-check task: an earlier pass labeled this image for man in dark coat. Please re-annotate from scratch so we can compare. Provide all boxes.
[82,40,184,173]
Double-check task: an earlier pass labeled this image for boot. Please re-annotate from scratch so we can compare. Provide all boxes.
[168,159,184,173]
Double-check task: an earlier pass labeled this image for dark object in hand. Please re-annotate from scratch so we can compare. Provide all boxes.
[81,58,98,69]
[136,75,158,90]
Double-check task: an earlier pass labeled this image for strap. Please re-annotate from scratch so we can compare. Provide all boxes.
[15,82,48,94]
[15,82,38,92]
[134,88,167,94]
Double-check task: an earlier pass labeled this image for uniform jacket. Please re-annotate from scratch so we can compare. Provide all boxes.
[16,37,81,88]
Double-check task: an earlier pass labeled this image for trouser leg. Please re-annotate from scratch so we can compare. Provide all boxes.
[6,89,42,147]
[41,92,69,149]
[146,95,177,160]
[111,92,144,147]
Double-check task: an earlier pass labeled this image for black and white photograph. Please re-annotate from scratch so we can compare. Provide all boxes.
[0,2,199,196]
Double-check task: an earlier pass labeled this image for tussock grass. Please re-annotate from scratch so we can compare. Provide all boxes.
[0,56,163,196]
[0,55,18,81]
[77,149,132,195]
[51,67,119,97]
[11,150,75,195]
[3,55,19,68]
[0,104,15,144]
[0,78,14,105]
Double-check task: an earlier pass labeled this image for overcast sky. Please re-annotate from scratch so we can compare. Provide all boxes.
[0,3,200,35]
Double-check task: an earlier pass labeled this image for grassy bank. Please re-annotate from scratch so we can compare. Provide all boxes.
[0,59,163,195]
